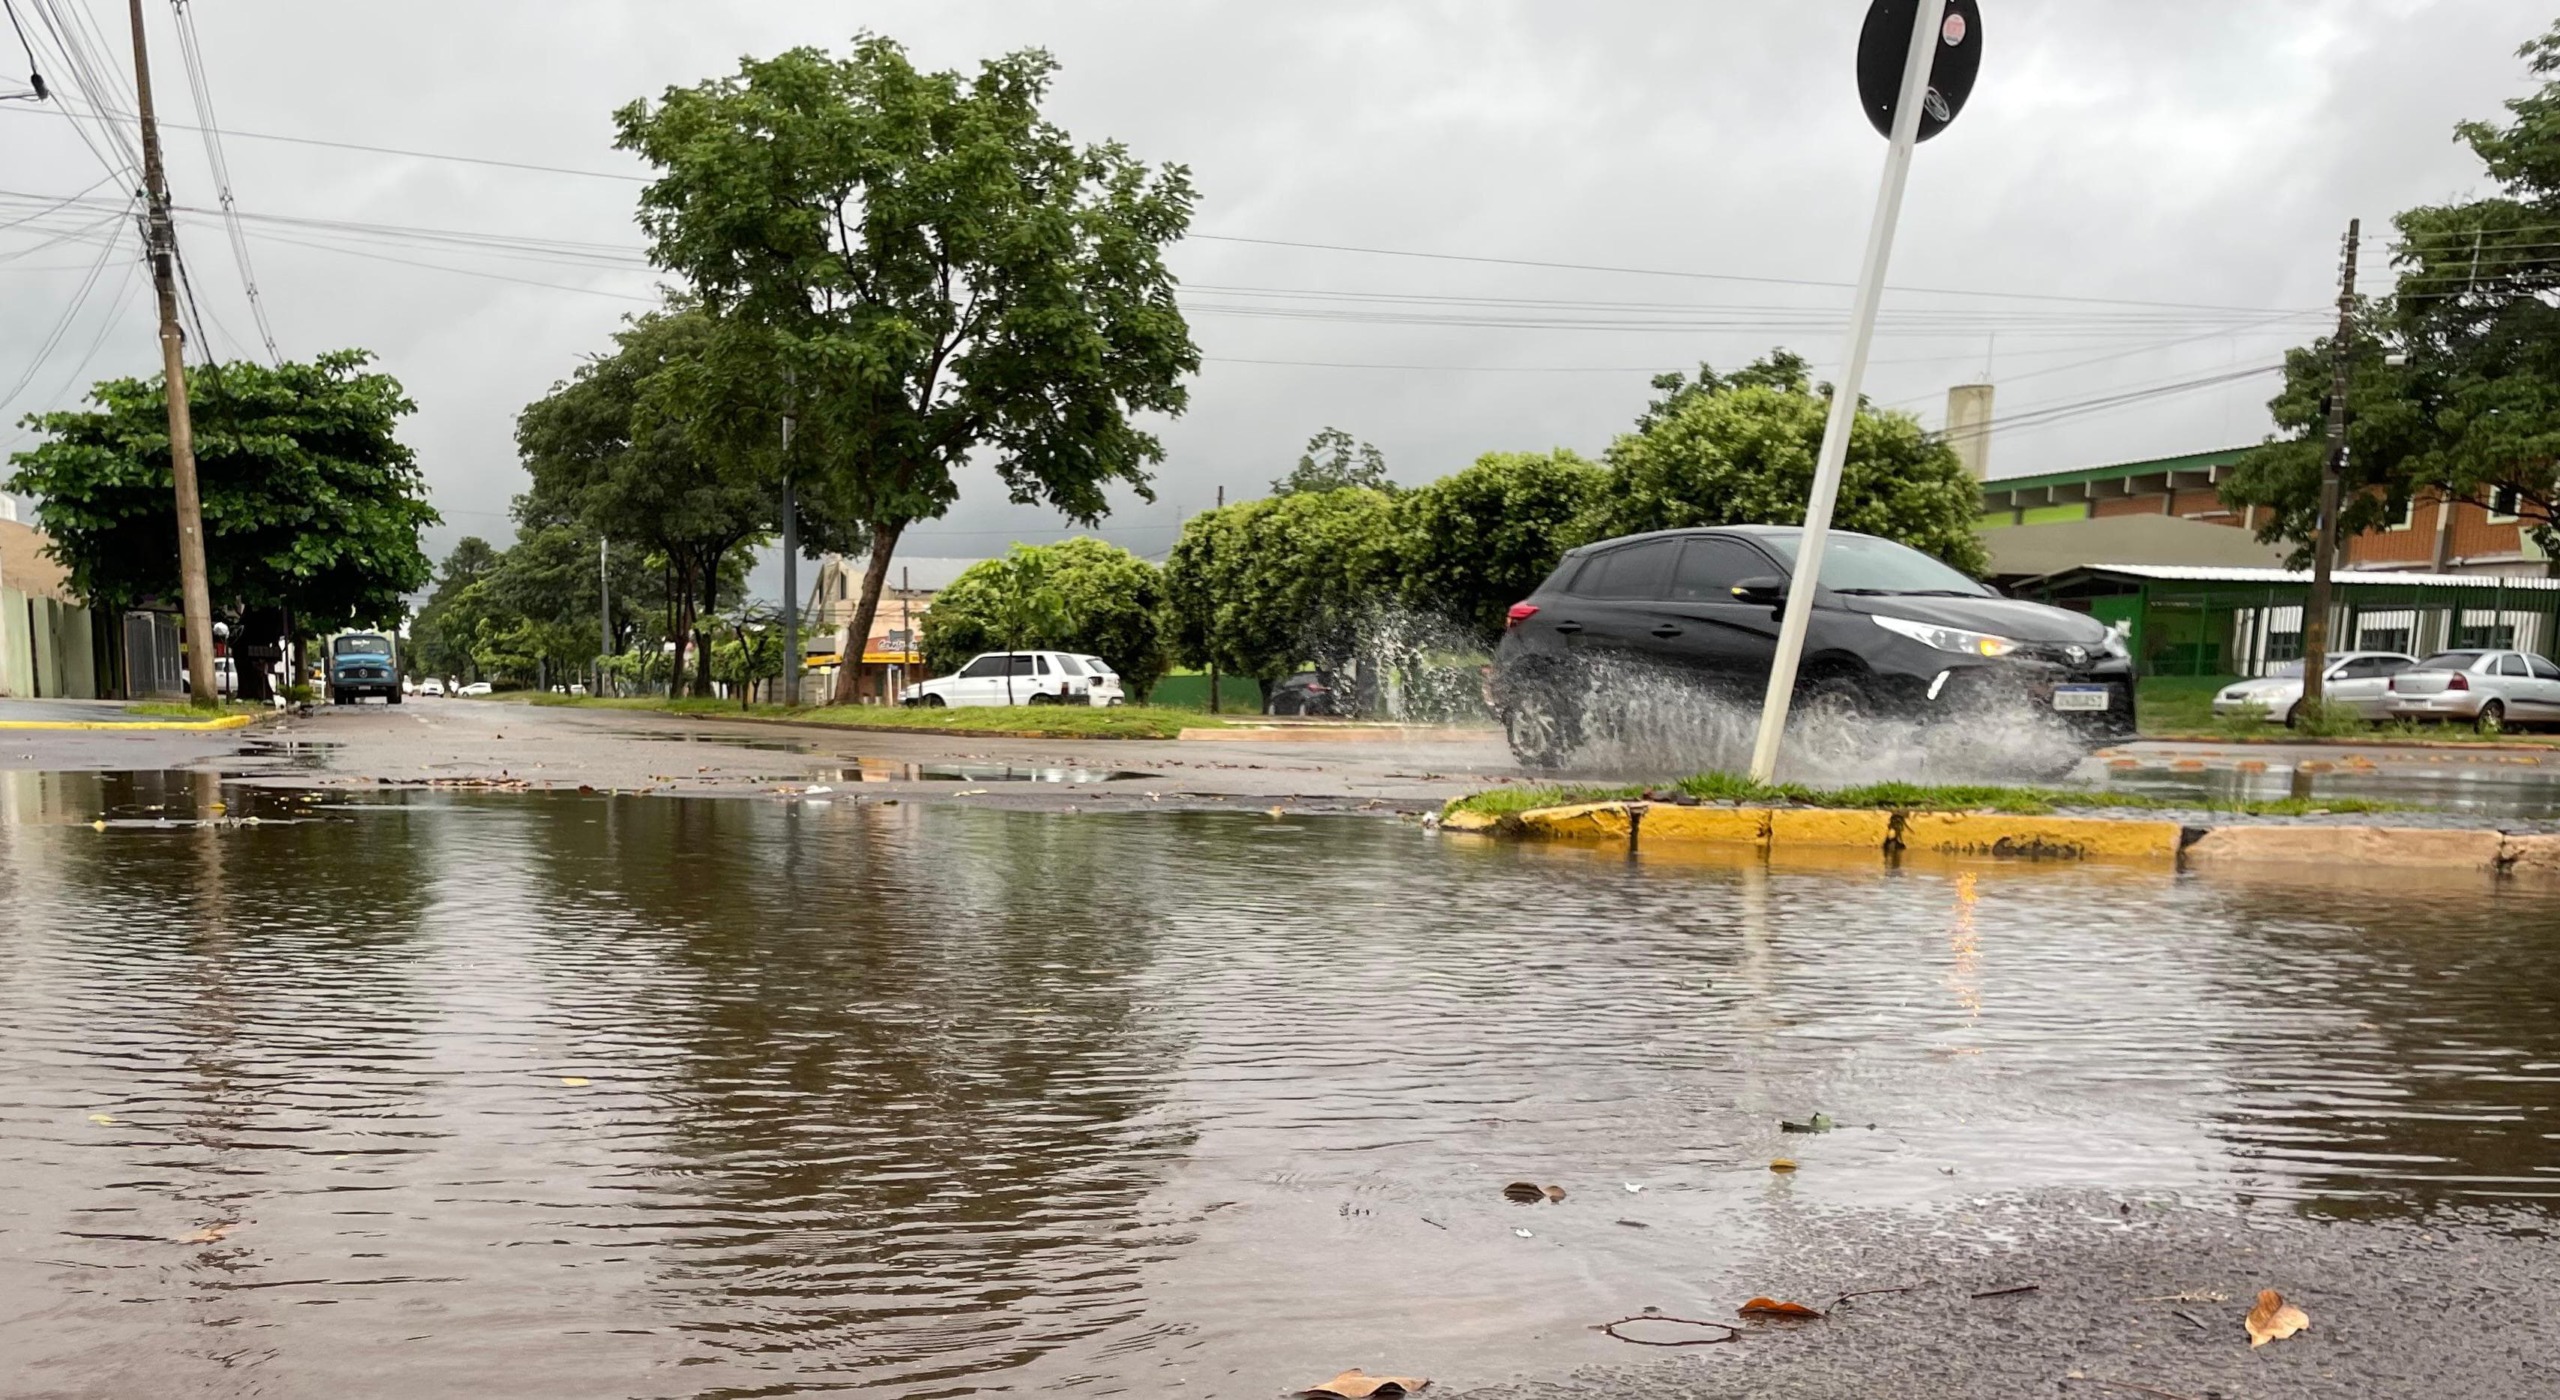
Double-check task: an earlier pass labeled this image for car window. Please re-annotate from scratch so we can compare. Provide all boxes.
[2499,654,2532,678]
[1057,655,1084,676]
[959,655,1005,678]
[1082,656,1114,675]
[1574,541,1680,599]
[2415,652,2484,671]
[2533,656,2560,681]
[1751,530,1991,596]
[1667,538,1771,601]
[1005,655,1039,677]
[2337,657,2397,679]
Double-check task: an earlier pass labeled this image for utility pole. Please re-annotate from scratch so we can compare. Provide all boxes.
[126,0,216,705]
[597,537,610,696]
[1205,485,1224,713]
[2300,217,2360,714]
[779,411,798,708]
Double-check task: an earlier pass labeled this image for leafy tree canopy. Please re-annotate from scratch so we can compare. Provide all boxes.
[1161,487,1397,690]
[922,538,1168,697]
[7,350,436,630]
[613,35,1199,701]
[1394,449,1604,644]
[2227,21,2560,558]
[1586,352,1988,574]
[1274,427,1391,496]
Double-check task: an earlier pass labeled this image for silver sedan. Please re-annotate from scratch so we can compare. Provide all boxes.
[2384,649,2560,733]
[2211,651,2417,725]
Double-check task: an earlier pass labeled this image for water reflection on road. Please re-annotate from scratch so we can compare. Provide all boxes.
[3,771,2557,1396]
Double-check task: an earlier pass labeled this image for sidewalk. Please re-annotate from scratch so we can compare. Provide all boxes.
[0,699,255,731]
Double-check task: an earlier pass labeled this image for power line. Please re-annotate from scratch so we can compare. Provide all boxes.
[169,0,278,361]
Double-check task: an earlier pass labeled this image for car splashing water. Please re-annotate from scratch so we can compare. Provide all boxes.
[1556,657,2094,786]
[7,777,2559,1396]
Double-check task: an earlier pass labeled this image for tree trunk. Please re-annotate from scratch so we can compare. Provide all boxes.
[669,558,696,699]
[693,550,720,698]
[829,521,903,705]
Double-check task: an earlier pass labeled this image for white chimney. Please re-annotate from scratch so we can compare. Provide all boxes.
[1945,383,1994,480]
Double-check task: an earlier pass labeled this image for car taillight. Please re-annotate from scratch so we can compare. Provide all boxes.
[2449,672,2469,691]
[1505,603,1539,630]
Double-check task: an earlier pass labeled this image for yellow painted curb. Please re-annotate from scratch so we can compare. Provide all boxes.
[1639,805,1770,848]
[1439,808,1504,834]
[1771,808,1896,849]
[2183,824,2502,871]
[1511,801,1638,846]
[0,713,255,732]
[1899,812,2181,863]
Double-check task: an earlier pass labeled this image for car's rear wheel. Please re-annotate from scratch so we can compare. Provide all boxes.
[2477,700,2507,735]
[1503,682,1582,769]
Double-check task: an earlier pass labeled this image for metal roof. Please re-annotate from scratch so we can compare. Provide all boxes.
[1980,446,2256,498]
[2053,563,2560,590]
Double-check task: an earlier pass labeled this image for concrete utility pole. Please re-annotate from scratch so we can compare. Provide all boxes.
[597,537,610,695]
[126,0,217,704]
[2300,218,2360,713]
[1207,484,1223,714]
[779,408,799,707]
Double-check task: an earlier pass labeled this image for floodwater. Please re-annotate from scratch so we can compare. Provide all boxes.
[5,773,2559,1397]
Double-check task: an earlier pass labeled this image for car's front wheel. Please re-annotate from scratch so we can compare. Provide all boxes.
[1794,672,1873,726]
[923,694,946,708]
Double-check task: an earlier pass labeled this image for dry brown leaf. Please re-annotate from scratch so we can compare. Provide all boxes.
[1769,1158,1799,1172]
[1501,1181,1545,1203]
[1738,1297,1827,1320]
[174,1223,234,1244]
[1297,1369,1430,1398]
[1542,1184,1567,1203]
[2245,1289,2308,1347]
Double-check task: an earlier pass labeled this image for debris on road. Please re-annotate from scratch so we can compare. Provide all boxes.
[1596,1314,1739,1347]
[1970,1283,2041,1300]
[1296,1368,1430,1398]
[1738,1297,1827,1319]
[2245,1288,2309,1347]
[1780,1112,1837,1133]
[1501,1181,1565,1203]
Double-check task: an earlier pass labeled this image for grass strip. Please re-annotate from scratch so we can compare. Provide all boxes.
[1445,770,2405,820]
[504,692,1221,740]
[127,701,269,719]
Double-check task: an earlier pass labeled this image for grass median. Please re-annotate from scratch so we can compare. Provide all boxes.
[1446,770,2403,821]
[504,692,1222,740]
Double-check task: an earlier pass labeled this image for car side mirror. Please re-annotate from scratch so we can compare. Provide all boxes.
[1731,576,1786,604]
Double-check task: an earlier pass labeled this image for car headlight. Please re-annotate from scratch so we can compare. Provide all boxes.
[1870,614,2018,657]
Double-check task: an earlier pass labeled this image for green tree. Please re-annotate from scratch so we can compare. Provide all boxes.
[922,538,1168,698]
[1395,449,1604,644]
[1274,427,1391,495]
[2226,22,2560,561]
[1161,487,1397,702]
[410,536,502,681]
[1584,353,1988,574]
[614,36,1199,706]
[517,309,772,697]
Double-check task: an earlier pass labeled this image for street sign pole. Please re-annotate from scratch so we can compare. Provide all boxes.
[1747,0,1956,783]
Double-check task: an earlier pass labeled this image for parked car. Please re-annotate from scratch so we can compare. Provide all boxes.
[1491,525,2136,766]
[901,651,1125,707]
[2211,651,2417,725]
[1266,670,1343,717]
[2385,649,2560,733]
[457,680,494,697]
[418,677,446,697]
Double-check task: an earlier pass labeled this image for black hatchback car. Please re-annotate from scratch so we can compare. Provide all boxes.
[1491,525,2136,765]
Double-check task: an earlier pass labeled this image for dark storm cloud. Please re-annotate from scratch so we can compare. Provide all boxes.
[0,1,2539,586]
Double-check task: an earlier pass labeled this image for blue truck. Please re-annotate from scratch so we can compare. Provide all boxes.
[327,631,402,705]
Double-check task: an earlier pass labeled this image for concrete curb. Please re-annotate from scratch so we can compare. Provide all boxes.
[0,712,256,732]
[1462,800,2550,877]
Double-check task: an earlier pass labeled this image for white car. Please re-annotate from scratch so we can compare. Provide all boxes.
[2211,651,2417,724]
[419,677,446,697]
[457,681,494,697]
[2386,649,2560,733]
[902,651,1126,707]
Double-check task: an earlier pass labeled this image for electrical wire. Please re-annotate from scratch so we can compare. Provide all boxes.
[169,0,278,361]
[0,203,131,415]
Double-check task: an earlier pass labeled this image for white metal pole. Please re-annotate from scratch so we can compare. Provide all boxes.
[1746,0,1948,784]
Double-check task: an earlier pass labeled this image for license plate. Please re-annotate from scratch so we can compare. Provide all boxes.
[2052,685,2111,712]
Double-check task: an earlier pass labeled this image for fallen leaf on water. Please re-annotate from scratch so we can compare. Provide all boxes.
[1769,1158,1798,1173]
[1266,806,1287,819]
[2245,1289,2309,1347]
[1780,1112,1836,1134]
[1296,1369,1430,1399]
[1623,1182,1645,1194]
[1738,1297,1827,1319]
[1543,1184,1567,1202]
[1512,1227,1534,1238]
[1501,1181,1545,1204]
[174,1223,234,1244]
[90,819,107,832]
[559,1077,591,1087]
[955,788,990,796]
[87,1113,116,1125]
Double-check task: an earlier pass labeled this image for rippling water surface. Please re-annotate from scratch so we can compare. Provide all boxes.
[4,771,2558,1397]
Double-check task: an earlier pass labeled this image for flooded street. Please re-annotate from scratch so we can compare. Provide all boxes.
[6,773,2560,1397]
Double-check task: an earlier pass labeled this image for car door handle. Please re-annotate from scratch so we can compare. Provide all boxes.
[1651,624,1684,638]
[1552,621,1583,635]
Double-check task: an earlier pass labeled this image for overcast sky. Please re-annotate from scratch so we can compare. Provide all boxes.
[0,0,2542,603]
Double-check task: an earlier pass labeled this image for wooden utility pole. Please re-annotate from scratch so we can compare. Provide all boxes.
[1206,484,1222,714]
[126,0,217,704]
[2300,218,2359,713]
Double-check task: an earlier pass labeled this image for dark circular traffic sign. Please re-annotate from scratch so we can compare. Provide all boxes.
[1858,0,1981,142]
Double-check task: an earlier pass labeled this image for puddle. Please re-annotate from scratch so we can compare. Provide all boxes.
[823,759,1157,783]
